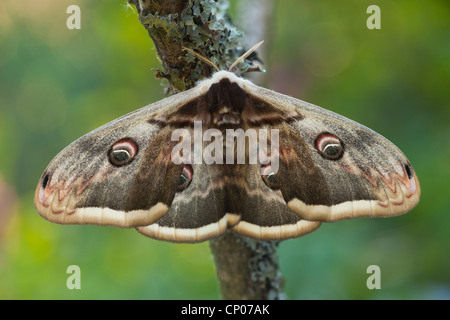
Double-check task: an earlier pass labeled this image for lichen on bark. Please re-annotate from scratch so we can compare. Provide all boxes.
[129,0,261,92]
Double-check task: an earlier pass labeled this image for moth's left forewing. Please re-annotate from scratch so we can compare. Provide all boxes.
[241,81,420,222]
[35,86,207,228]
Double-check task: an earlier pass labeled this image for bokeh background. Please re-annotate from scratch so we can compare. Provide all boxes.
[0,0,448,299]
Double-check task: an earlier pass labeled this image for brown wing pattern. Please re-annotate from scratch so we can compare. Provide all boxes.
[35,71,419,243]
[243,80,420,222]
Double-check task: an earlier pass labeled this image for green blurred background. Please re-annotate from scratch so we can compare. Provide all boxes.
[0,0,448,299]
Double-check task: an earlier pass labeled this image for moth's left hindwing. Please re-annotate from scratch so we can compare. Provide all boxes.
[35,71,420,243]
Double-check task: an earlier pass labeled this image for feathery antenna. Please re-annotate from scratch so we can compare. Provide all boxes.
[183,41,264,73]
[228,40,264,72]
[183,47,220,72]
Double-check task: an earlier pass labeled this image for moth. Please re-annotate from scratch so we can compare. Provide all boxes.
[35,43,420,243]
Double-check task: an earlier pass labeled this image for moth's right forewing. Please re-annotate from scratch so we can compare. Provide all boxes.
[241,82,420,222]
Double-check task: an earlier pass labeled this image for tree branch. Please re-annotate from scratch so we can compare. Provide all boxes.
[209,232,285,300]
[128,0,258,92]
[128,0,284,300]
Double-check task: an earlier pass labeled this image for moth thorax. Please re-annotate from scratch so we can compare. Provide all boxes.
[213,111,241,126]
